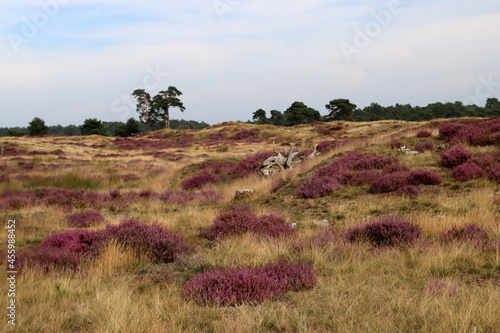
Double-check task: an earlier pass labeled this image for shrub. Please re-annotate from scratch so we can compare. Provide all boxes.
[390,139,403,149]
[397,185,419,197]
[334,152,397,171]
[67,210,105,228]
[181,261,316,306]
[236,151,276,176]
[416,130,432,138]
[470,153,498,169]
[18,229,108,272]
[345,216,422,248]
[438,119,500,146]
[316,140,336,153]
[370,172,409,194]
[182,173,219,190]
[205,206,295,240]
[489,132,500,144]
[486,164,500,181]
[199,161,237,175]
[297,176,342,199]
[17,248,84,273]
[451,163,485,181]
[383,163,410,174]
[349,169,380,186]
[407,170,442,186]
[438,123,463,141]
[105,219,195,263]
[440,146,472,168]
[40,229,107,256]
[416,141,434,152]
[440,224,489,245]
[313,166,353,185]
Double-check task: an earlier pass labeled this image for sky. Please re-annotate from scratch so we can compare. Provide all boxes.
[1,0,500,127]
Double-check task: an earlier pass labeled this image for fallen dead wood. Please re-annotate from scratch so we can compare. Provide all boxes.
[259,142,318,176]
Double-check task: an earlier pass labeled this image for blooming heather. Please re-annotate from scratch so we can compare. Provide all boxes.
[67,210,106,228]
[181,261,316,306]
[345,216,422,248]
[451,163,485,181]
[441,146,472,168]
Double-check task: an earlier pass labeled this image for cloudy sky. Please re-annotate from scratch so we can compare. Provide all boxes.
[1,0,500,127]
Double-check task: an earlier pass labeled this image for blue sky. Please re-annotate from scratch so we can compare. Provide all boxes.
[1,0,500,127]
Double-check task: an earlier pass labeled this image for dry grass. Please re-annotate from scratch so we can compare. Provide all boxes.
[1,120,500,332]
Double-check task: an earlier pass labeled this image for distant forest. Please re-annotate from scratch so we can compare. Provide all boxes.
[3,98,500,137]
[0,119,209,137]
[251,98,500,126]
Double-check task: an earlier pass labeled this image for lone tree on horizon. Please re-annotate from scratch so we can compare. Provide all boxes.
[27,117,49,136]
[325,99,357,121]
[132,86,185,129]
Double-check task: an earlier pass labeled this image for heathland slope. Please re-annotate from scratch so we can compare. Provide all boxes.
[1,118,499,332]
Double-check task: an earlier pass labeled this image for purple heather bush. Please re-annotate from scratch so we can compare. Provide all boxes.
[181,261,316,306]
[182,173,220,190]
[105,219,195,263]
[235,151,276,176]
[297,176,342,199]
[390,139,403,149]
[416,141,434,152]
[333,152,398,171]
[316,140,336,153]
[345,216,422,248]
[397,185,419,197]
[470,153,498,169]
[205,206,295,240]
[316,124,343,136]
[440,224,489,245]
[416,130,432,138]
[349,169,380,186]
[17,248,84,273]
[383,163,410,174]
[438,123,464,142]
[489,132,500,144]
[199,160,238,175]
[40,229,107,256]
[18,219,195,273]
[486,164,500,181]
[440,146,472,168]
[313,166,353,184]
[370,172,409,194]
[67,210,105,228]
[407,170,442,186]
[438,118,500,146]
[451,163,485,181]
[18,229,108,273]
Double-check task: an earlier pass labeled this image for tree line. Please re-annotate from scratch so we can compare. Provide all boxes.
[0,85,210,137]
[0,117,209,137]
[251,98,500,126]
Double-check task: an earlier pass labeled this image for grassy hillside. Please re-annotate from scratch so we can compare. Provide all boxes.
[1,119,499,332]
